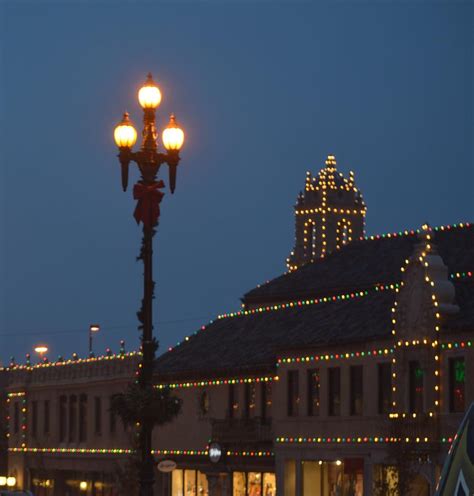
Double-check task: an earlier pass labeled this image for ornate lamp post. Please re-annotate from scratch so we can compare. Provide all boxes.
[113,73,185,496]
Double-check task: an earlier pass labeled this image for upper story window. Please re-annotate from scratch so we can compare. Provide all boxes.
[307,369,320,416]
[199,391,210,417]
[449,357,465,413]
[243,383,256,419]
[228,385,239,419]
[13,402,19,434]
[350,366,363,416]
[261,382,272,421]
[287,370,299,417]
[328,367,341,416]
[59,395,67,442]
[79,394,88,442]
[109,396,116,434]
[378,363,392,414]
[44,400,50,435]
[69,395,77,442]
[409,361,424,413]
[32,401,38,438]
[94,397,102,435]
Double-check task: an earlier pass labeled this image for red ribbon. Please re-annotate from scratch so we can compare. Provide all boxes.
[133,181,165,228]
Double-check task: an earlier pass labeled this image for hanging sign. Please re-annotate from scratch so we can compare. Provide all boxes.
[209,443,222,463]
[157,460,177,473]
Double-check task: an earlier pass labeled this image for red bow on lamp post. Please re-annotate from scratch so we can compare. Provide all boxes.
[133,181,165,228]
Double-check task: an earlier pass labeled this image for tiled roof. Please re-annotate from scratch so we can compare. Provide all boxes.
[155,225,474,378]
[155,291,395,379]
[244,225,474,305]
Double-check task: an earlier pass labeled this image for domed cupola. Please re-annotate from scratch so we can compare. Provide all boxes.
[287,155,366,271]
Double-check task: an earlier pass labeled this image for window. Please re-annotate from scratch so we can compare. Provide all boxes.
[409,361,424,413]
[59,395,67,442]
[230,472,276,496]
[44,400,50,435]
[94,397,102,434]
[228,385,239,418]
[68,395,77,442]
[449,357,465,413]
[307,369,320,416]
[14,402,19,434]
[350,366,363,416]
[109,396,116,434]
[261,382,272,421]
[328,367,341,416]
[171,469,208,496]
[199,391,210,417]
[243,383,256,419]
[31,401,38,438]
[378,363,392,414]
[287,370,299,416]
[79,394,88,442]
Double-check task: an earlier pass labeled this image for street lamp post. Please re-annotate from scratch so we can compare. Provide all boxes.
[89,324,100,356]
[113,73,184,496]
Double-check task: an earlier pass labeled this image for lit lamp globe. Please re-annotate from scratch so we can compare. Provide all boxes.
[114,113,137,149]
[162,114,184,152]
[6,477,16,487]
[138,73,162,109]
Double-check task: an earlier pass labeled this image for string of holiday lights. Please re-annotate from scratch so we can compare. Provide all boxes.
[216,283,399,320]
[391,225,442,418]
[8,447,133,455]
[441,340,473,350]
[278,347,393,365]
[9,447,273,458]
[166,283,399,353]
[6,350,140,371]
[155,375,277,390]
[276,436,454,445]
[450,271,473,280]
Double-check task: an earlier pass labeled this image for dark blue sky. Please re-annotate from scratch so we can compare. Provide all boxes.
[0,1,472,364]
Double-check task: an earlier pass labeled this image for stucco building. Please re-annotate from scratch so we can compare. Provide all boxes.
[3,156,474,496]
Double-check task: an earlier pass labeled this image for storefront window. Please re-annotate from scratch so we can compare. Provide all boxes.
[303,461,323,495]
[185,470,197,496]
[172,470,184,496]
[247,472,262,496]
[284,461,296,496]
[197,472,209,495]
[263,473,276,496]
[233,472,246,496]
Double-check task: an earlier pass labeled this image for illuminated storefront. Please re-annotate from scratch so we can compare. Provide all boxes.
[169,470,276,496]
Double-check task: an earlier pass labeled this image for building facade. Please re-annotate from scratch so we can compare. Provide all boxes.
[3,157,474,496]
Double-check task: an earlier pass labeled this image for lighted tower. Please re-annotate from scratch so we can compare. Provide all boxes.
[287,155,366,271]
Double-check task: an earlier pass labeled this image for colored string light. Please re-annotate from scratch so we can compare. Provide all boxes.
[155,375,277,390]
[278,347,393,365]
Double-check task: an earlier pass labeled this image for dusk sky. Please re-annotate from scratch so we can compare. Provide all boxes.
[0,1,472,364]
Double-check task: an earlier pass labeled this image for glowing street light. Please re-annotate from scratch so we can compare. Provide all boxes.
[34,345,48,360]
[6,476,16,487]
[89,324,100,356]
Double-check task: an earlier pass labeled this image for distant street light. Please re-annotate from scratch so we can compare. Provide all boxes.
[89,324,100,356]
[34,345,48,360]
[113,72,185,496]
